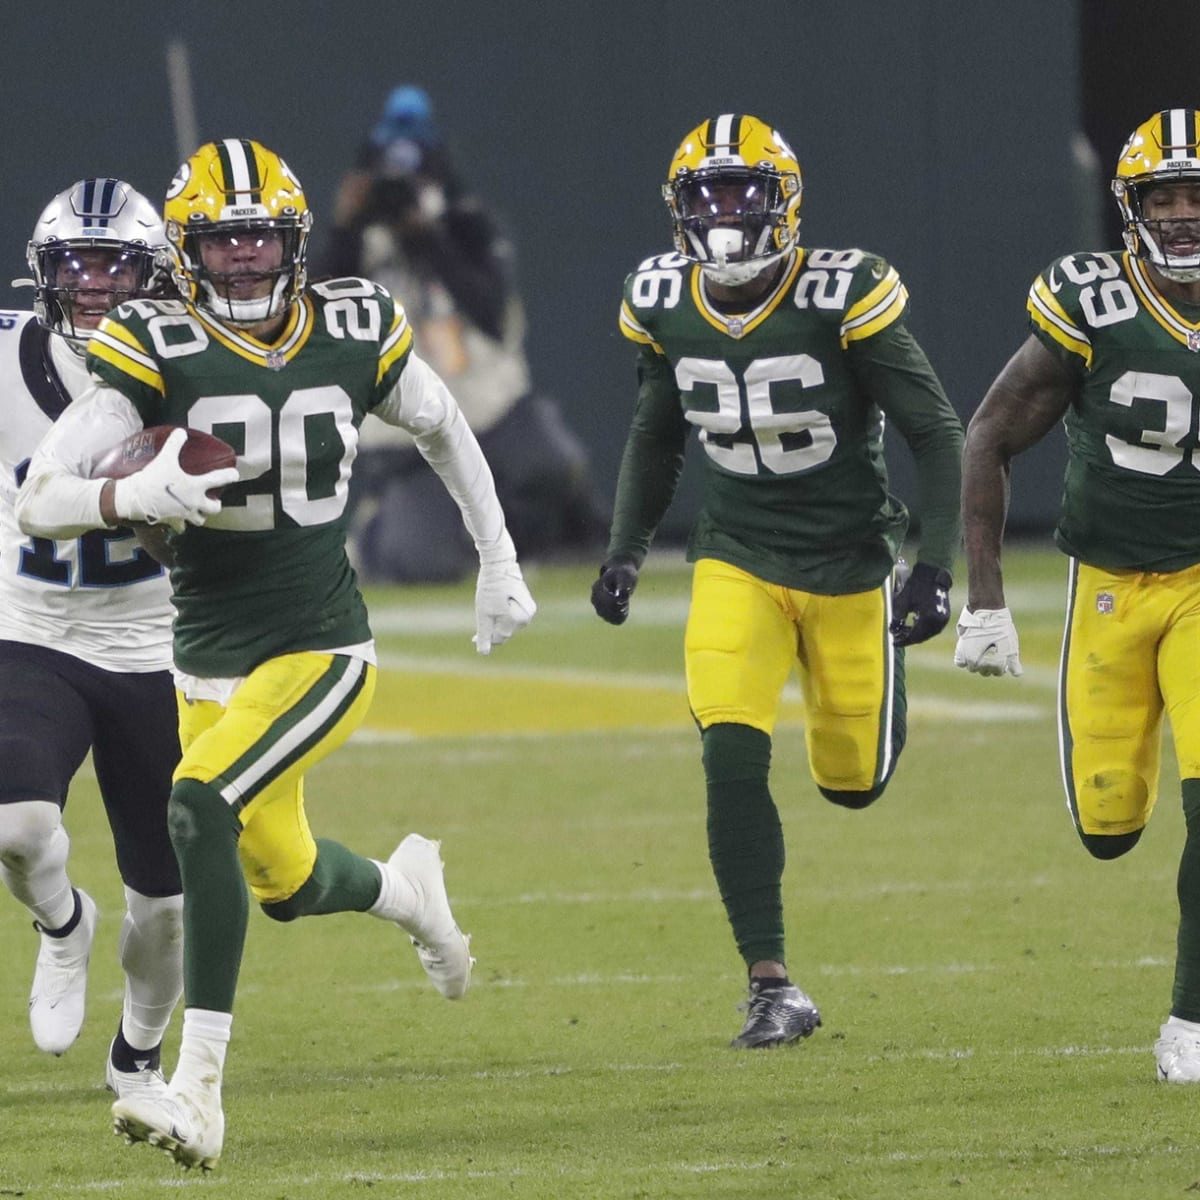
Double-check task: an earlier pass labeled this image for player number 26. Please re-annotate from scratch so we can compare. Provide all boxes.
[675,354,834,475]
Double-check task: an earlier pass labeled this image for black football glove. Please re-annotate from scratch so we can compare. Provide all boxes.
[591,557,639,625]
[890,561,952,646]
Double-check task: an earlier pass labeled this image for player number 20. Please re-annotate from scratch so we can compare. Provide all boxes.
[189,387,356,530]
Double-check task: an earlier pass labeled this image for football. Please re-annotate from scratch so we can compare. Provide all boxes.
[90,425,238,567]
[91,424,238,483]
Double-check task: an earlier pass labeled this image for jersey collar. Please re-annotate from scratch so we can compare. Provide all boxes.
[691,250,805,339]
[189,295,315,368]
[1125,253,1200,349]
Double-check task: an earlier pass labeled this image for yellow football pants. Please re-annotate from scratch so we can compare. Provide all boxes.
[685,557,899,792]
[174,651,376,903]
[1061,559,1200,836]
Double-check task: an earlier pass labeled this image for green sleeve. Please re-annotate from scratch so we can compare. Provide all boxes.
[848,320,964,572]
[606,348,691,566]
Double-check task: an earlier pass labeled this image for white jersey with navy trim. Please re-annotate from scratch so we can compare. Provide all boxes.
[0,311,173,671]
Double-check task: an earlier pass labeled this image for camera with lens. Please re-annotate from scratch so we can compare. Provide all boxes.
[366,174,419,222]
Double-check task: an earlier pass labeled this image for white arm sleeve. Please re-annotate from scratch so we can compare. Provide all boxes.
[374,352,515,564]
[16,383,143,538]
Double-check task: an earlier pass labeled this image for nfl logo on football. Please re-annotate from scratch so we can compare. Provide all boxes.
[1096,591,1115,615]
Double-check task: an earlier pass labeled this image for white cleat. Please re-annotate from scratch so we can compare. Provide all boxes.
[1155,1019,1200,1083]
[384,834,473,999]
[105,1039,167,1102]
[112,1084,224,1172]
[29,890,97,1055]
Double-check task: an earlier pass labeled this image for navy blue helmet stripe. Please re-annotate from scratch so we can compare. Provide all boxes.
[77,177,123,226]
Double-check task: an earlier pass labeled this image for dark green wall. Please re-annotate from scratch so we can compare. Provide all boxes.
[2,1,1083,535]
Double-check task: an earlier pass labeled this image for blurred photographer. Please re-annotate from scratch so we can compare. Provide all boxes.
[320,85,607,582]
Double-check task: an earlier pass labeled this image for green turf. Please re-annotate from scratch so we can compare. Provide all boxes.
[2,541,1198,1198]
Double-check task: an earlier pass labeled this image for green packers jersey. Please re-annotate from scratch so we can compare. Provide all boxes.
[612,248,962,593]
[87,278,413,676]
[1028,251,1200,571]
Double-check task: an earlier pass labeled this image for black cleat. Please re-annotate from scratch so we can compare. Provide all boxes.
[731,981,822,1049]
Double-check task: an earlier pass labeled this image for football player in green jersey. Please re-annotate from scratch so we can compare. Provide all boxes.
[592,114,963,1049]
[958,108,1200,1084]
[17,139,536,1169]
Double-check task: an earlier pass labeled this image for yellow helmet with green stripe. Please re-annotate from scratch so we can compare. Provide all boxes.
[1112,109,1200,282]
[663,114,802,286]
[164,138,312,326]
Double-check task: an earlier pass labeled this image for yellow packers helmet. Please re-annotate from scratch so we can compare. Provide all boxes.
[663,114,802,285]
[163,138,313,326]
[1113,109,1200,281]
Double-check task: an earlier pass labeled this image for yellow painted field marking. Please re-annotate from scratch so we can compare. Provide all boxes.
[368,669,812,736]
[365,657,1043,738]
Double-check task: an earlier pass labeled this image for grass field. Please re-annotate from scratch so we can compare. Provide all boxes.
[1,541,1197,1199]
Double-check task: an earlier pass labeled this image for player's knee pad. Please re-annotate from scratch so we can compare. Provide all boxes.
[1077,828,1142,859]
[701,721,771,785]
[0,799,63,866]
[167,778,240,855]
[122,887,183,937]
[119,888,184,969]
[818,782,886,809]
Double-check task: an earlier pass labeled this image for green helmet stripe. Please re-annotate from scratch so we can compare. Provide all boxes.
[215,138,263,204]
[705,114,743,157]
[1160,108,1199,159]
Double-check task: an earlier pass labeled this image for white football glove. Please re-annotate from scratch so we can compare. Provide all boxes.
[111,429,239,533]
[953,606,1024,677]
[473,559,536,655]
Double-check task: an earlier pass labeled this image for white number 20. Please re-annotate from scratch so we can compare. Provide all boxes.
[190,387,358,530]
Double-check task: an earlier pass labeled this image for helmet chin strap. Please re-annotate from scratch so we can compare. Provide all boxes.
[1157,263,1200,282]
[200,275,290,327]
[706,227,744,267]
[700,226,783,287]
[1134,226,1200,282]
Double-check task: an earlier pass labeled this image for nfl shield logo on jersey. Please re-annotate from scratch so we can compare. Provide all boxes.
[1096,591,1115,614]
[266,350,287,371]
[1188,329,1200,353]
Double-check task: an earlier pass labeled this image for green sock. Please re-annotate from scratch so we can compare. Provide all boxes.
[702,722,785,967]
[261,838,382,921]
[1173,780,1200,1020]
[168,779,247,1013]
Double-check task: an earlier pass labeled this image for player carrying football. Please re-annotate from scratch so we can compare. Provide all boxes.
[17,138,536,1170]
[591,115,963,1047]
[957,108,1200,1084]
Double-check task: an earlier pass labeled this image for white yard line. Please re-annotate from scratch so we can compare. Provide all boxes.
[368,578,1073,635]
